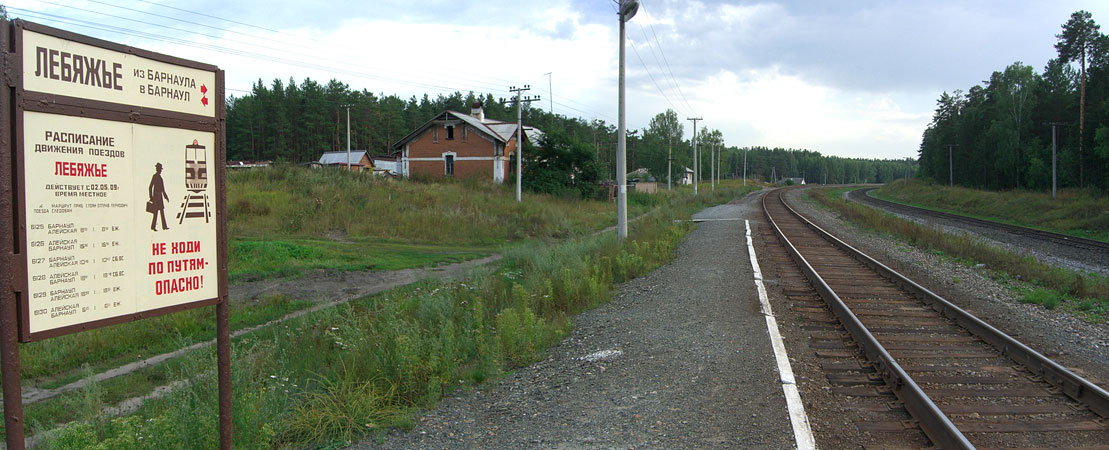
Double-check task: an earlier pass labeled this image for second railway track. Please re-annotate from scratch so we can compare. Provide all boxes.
[850,187,1109,254]
[761,188,1109,449]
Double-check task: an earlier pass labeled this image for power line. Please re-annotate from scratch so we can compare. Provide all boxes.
[9,8,506,99]
[629,41,687,117]
[11,3,619,124]
[23,1,515,96]
[638,0,697,116]
[635,23,689,116]
[125,0,520,89]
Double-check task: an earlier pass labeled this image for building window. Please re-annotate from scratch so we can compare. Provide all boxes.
[445,154,455,176]
[446,125,455,140]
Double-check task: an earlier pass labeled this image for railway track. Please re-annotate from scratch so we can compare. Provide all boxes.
[849,187,1109,253]
[761,188,1109,449]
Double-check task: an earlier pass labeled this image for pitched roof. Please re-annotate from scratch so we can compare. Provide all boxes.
[391,110,543,150]
[319,151,369,165]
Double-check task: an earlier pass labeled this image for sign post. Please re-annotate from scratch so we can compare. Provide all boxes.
[1,19,228,448]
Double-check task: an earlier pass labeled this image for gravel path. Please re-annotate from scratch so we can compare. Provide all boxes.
[357,192,797,449]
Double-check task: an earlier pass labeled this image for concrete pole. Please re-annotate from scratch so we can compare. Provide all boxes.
[617,8,628,241]
[743,148,747,186]
[516,88,524,203]
[948,144,956,187]
[667,133,672,191]
[1052,123,1058,199]
[711,141,715,191]
[345,106,351,171]
[545,72,553,114]
[688,117,701,195]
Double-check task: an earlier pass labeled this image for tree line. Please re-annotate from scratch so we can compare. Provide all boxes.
[225,80,912,191]
[919,10,1109,191]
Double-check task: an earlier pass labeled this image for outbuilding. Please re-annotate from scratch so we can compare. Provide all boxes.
[318,151,373,172]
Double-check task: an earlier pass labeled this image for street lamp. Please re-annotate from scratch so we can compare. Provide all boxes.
[616,0,638,241]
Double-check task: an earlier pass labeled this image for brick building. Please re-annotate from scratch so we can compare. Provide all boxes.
[391,103,541,182]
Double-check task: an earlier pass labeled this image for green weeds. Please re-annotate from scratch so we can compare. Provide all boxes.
[33,183,754,448]
[20,295,309,386]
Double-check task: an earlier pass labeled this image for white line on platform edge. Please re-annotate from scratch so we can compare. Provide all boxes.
[747,219,816,450]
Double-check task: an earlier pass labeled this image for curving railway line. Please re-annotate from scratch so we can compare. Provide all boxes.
[761,188,1109,449]
[849,187,1109,254]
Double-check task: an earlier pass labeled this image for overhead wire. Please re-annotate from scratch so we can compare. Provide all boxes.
[8,6,518,102]
[609,0,697,120]
[25,0,515,96]
[629,43,686,116]
[125,0,615,121]
[109,0,522,91]
[11,2,619,124]
[638,0,697,116]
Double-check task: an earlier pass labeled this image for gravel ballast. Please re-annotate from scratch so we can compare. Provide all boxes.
[788,188,1109,385]
[356,192,798,449]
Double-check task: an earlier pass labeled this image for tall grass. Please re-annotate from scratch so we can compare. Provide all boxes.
[36,184,755,448]
[228,165,639,244]
[877,179,1109,242]
[810,187,1108,317]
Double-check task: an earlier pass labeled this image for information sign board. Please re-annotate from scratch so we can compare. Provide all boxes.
[1,19,230,448]
[7,21,226,342]
[22,29,216,117]
[23,112,219,336]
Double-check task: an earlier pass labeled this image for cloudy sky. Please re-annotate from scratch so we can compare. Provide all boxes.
[7,0,1109,160]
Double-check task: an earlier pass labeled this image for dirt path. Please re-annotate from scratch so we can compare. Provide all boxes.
[20,209,658,407]
[355,192,798,449]
[20,255,502,405]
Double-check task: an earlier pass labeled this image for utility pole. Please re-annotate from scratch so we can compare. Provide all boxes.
[1047,122,1067,199]
[667,132,672,191]
[509,85,540,202]
[544,72,553,114]
[743,148,747,186]
[344,105,351,171]
[946,144,958,187]
[687,117,701,195]
[710,140,716,191]
[617,0,638,241]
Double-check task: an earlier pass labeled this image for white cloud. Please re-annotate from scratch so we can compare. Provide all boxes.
[663,67,929,159]
[8,0,1109,160]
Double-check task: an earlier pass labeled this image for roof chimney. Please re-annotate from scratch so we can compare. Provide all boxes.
[471,101,485,122]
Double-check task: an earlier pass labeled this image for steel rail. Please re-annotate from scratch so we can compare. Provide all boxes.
[762,189,975,450]
[851,188,1109,252]
[812,190,1109,419]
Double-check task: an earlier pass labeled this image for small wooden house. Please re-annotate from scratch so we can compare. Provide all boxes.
[318,151,373,172]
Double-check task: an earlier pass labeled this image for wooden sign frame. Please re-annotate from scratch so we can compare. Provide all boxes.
[0,19,230,448]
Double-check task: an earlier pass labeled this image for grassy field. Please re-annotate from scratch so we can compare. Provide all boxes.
[18,171,757,447]
[228,165,649,244]
[15,167,648,387]
[224,165,662,280]
[875,179,1109,242]
[809,186,1108,320]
